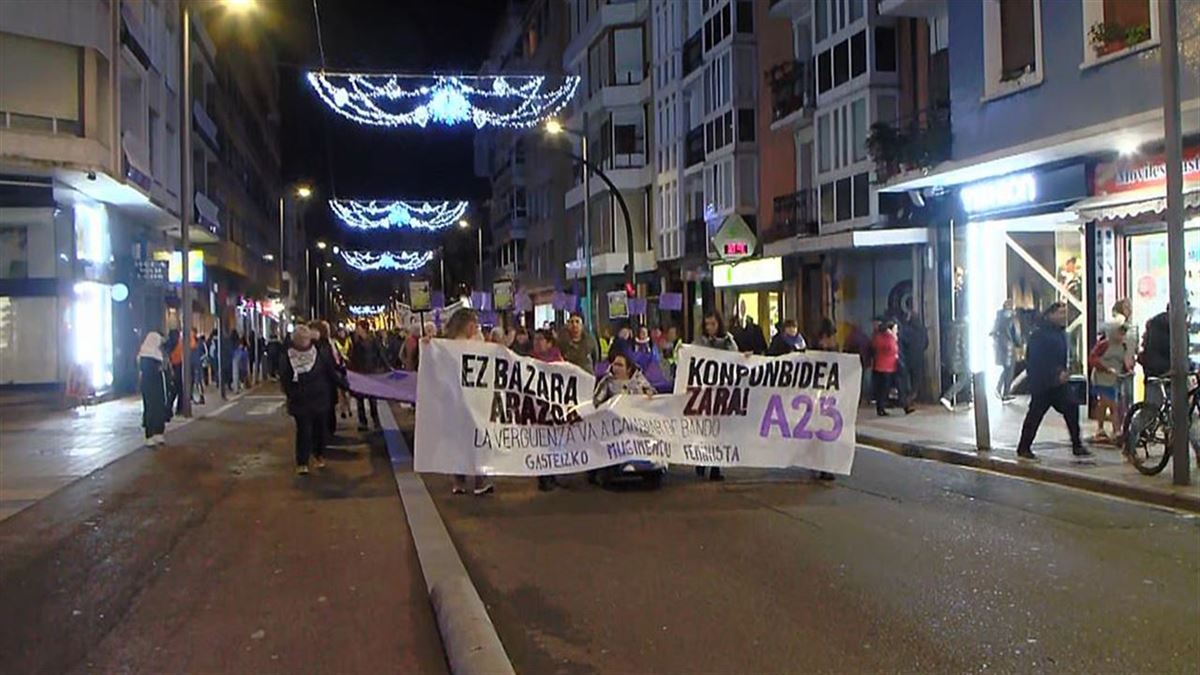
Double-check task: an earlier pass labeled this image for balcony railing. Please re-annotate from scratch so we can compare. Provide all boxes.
[766,60,816,123]
[683,31,703,77]
[867,105,951,183]
[768,189,818,241]
[685,126,705,168]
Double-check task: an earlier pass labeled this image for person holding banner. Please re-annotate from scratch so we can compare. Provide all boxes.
[510,327,533,357]
[281,325,346,475]
[694,311,739,481]
[349,320,390,431]
[443,309,495,496]
[767,319,807,356]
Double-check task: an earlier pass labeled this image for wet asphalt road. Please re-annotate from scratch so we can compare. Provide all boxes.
[423,444,1200,675]
[0,392,446,675]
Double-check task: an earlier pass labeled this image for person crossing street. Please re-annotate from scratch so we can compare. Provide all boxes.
[1015,302,1091,462]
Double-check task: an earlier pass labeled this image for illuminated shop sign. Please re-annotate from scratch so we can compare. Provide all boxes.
[713,257,782,288]
[960,173,1037,214]
[1094,145,1200,195]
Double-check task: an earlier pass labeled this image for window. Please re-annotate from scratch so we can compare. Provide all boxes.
[737,108,754,142]
[875,27,897,72]
[851,31,866,78]
[850,98,866,162]
[818,50,832,93]
[849,0,863,23]
[983,0,1043,97]
[736,1,753,33]
[612,27,645,86]
[1082,0,1157,65]
[818,114,831,172]
[833,40,849,85]
[0,33,82,132]
[852,172,869,218]
[1000,0,1036,78]
[820,182,834,223]
[816,0,828,42]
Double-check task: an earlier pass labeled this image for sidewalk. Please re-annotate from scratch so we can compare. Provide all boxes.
[858,399,1200,512]
[0,384,259,522]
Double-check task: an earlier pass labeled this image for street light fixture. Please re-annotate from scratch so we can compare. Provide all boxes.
[296,185,313,199]
[458,219,470,229]
[316,240,327,250]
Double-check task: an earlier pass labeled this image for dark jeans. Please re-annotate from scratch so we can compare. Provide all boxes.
[1017,385,1083,454]
[293,413,328,466]
[169,364,183,415]
[873,370,897,412]
[997,363,1014,398]
[356,395,380,427]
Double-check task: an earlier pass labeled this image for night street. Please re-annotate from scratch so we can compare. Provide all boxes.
[423,442,1200,675]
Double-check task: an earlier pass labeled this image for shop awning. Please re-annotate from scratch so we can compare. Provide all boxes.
[764,226,930,257]
[1072,182,1200,223]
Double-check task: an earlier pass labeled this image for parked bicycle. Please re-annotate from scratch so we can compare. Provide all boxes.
[1121,372,1200,476]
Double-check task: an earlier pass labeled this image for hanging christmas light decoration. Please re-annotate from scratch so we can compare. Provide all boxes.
[340,249,435,272]
[329,199,469,231]
[306,72,580,129]
[348,304,386,316]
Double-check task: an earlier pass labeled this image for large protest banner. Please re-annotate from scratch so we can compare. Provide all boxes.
[414,341,861,476]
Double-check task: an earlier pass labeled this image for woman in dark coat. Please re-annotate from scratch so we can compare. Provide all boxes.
[138,332,169,446]
[280,325,347,475]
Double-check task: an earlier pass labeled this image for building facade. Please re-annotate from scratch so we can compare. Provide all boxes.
[0,0,283,394]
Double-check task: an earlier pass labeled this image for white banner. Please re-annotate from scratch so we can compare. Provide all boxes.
[414,341,861,476]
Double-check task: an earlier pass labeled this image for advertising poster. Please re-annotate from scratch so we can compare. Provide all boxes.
[409,280,432,311]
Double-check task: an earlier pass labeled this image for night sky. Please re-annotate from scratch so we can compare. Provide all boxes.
[273,0,507,301]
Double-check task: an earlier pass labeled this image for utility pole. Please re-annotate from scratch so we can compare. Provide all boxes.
[582,111,593,331]
[178,4,194,416]
[1160,0,1190,485]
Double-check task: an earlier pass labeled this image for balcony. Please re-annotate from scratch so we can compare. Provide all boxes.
[564,0,646,67]
[767,60,816,128]
[192,101,220,151]
[876,0,947,19]
[769,0,813,19]
[767,190,818,243]
[867,106,952,184]
[194,190,222,241]
[685,126,705,168]
[682,31,703,77]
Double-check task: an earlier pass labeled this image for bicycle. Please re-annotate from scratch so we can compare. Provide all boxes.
[1122,372,1200,476]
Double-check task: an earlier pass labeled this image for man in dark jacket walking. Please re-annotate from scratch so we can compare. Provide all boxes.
[349,319,390,430]
[1015,302,1091,461]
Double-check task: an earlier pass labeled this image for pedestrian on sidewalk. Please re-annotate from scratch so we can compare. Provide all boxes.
[309,320,343,436]
[1088,322,1130,443]
[164,329,182,416]
[991,300,1021,402]
[443,309,494,496]
[694,311,738,481]
[1016,302,1091,462]
[939,318,972,411]
[246,330,258,386]
[349,319,390,431]
[266,332,283,380]
[281,325,346,475]
[137,331,168,447]
[871,320,912,416]
[224,329,239,394]
[192,332,207,405]
[333,326,354,419]
[898,305,928,404]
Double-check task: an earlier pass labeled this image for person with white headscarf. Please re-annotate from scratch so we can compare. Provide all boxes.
[280,325,346,475]
[138,331,168,447]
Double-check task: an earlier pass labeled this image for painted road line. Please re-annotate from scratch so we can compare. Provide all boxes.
[246,401,284,416]
[379,405,515,675]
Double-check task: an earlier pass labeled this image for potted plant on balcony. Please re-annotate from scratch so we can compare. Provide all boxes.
[1124,23,1151,48]
[1089,21,1127,57]
[867,122,905,181]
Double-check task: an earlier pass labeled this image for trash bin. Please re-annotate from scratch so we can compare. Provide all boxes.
[1069,374,1089,420]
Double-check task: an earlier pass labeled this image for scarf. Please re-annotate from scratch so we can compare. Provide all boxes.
[287,345,318,381]
[138,332,164,361]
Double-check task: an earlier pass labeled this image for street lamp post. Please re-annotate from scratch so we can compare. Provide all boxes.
[459,219,483,294]
[178,0,256,416]
[544,119,636,329]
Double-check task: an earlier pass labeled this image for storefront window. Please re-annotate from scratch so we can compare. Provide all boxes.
[1128,227,1200,368]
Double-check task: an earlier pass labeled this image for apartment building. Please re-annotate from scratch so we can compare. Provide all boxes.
[0,0,282,394]
[882,0,1200,401]
[475,0,573,327]
[562,0,656,325]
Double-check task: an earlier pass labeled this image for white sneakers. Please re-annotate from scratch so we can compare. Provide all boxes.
[145,434,166,447]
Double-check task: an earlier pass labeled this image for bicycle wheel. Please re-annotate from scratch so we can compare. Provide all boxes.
[1123,402,1170,476]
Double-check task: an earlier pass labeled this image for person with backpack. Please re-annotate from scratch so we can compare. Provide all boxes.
[1088,322,1130,443]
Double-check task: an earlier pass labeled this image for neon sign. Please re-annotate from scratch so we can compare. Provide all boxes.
[960,173,1037,214]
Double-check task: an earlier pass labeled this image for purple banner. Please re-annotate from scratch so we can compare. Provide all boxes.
[659,292,683,311]
[563,293,578,312]
[551,291,570,311]
[514,293,532,313]
[431,291,445,309]
[627,297,647,315]
[471,292,492,311]
[347,369,417,404]
[479,310,498,326]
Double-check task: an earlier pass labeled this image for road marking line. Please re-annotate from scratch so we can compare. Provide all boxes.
[246,401,284,416]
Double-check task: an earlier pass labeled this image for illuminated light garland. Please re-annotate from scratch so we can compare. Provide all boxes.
[306,72,580,129]
[329,199,469,231]
[348,304,386,316]
[341,249,436,272]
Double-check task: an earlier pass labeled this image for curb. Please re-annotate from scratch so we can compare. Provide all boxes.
[379,405,516,675]
[859,432,1200,513]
